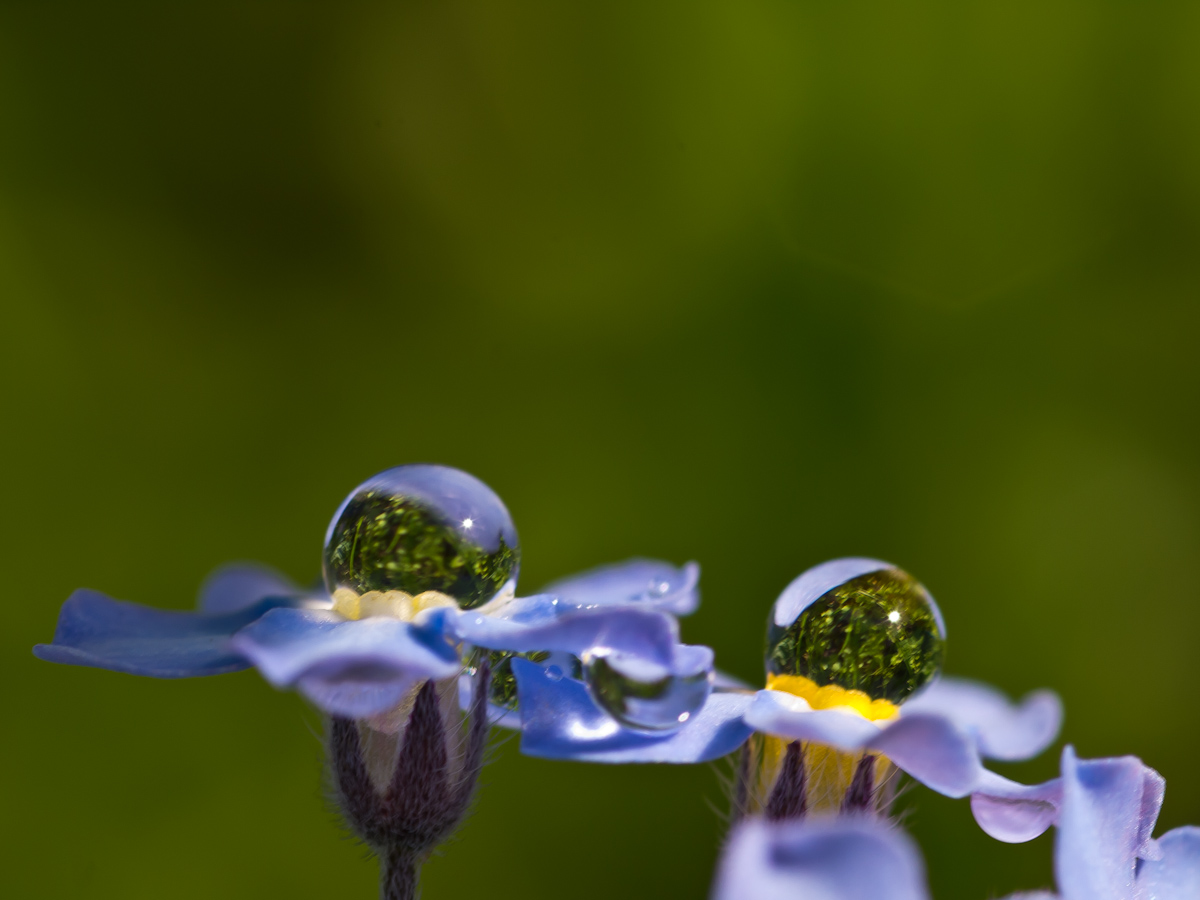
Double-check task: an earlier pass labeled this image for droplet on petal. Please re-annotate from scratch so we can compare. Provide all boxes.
[765,566,944,705]
[583,650,712,732]
[323,465,520,611]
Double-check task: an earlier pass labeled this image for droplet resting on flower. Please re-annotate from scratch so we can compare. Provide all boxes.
[323,465,520,611]
[765,566,945,705]
[582,648,713,732]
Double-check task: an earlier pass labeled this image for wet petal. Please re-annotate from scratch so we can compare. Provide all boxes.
[713,817,931,900]
[449,604,693,668]
[33,589,288,677]
[540,559,700,616]
[197,562,300,613]
[903,677,1062,761]
[1138,827,1200,900]
[231,608,461,718]
[513,658,753,763]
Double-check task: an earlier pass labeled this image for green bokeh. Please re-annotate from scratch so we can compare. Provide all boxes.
[4,3,1199,899]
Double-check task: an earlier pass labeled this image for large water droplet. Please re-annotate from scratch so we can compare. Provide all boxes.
[583,650,712,732]
[323,465,520,610]
[765,565,945,705]
[486,650,550,708]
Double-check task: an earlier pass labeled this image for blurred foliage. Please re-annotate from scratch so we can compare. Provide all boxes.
[3,2,1199,899]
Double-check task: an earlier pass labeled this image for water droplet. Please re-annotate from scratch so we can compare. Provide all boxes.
[583,651,711,732]
[648,579,670,597]
[766,565,945,705]
[323,465,520,610]
[545,665,564,681]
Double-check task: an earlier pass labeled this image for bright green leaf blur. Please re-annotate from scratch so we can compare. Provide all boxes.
[4,3,1199,899]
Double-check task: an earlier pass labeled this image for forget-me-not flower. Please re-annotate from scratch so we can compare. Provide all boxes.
[712,746,1199,900]
[34,464,711,900]
[514,557,1062,835]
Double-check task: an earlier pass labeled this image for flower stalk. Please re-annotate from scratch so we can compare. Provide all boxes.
[330,658,490,900]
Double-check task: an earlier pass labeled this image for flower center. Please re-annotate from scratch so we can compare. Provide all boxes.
[765,673,898,722]
[331,588,456,622]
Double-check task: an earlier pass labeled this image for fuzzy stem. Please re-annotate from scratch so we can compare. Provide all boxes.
[381,848,420,900]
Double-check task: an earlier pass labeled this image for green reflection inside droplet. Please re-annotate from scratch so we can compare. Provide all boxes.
[323,489,519,610]
[487,650,552,708]
[765,568,945,704]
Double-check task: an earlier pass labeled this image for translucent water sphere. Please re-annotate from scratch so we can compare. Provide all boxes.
[584,650,712,732]
[323,465,520,611]
[765,565,945,705]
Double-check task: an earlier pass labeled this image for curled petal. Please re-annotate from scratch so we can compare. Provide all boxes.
[33,589,288,677]
[745,689,882,748]
[903,677,1062,761]
[512,658,753,763]
[969,774,1064,843]
[447,604,692,668]
[540,559,700,616]
[713,817,931,900]
[1054,747,1163,900]
[197,562,299,613]
[231,608,461,718]
[1138,827,1200,900]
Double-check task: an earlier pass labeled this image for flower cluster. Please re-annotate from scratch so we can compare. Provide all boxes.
[33,464,1198,900]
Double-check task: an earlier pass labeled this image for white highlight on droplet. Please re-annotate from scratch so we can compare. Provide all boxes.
[462,517,474,529]
[888,610,901,623]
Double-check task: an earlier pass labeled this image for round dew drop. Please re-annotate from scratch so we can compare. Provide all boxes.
[583,651,712,732]
[323,464,520,611]
[765,567,945,705]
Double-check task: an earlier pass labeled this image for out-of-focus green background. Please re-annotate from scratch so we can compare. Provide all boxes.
[4,2,1198,898]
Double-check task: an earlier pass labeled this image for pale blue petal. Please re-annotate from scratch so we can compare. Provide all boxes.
[1138,827,1200,900]
[969,773,1064,843]
[513,658,753,763]
[230,608,461,718]
[902,677,1062,761]
[1054,747,1156,900]
[197,562,299,613]
[448,605,693,668]
[713,818,931,900]
[744,689,883,747]
[540,559,700,616]
[33,589,288,677]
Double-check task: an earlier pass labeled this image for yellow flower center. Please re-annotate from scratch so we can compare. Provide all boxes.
[765,672,899,721]
[331,588,457,622]
[752,674,899,814]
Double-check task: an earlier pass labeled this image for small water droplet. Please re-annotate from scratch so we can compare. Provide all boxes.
[545,665,564,681]
[583,651,711,732]
[766,565,944,704]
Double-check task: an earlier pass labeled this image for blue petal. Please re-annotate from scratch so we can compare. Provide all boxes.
[33,589,288,677]
[1138,827,1200,900]
[448,604,695,667]
[230,608,462,718]
[713,818,931,900]
[540,559,700,616]
[513,658,753,763]
[196,562,300,613]
[771,557,946,637]
[969,774,1064,844]
[903,677,1062,761]
[745,689,883,747]
[1054,747,1163,900]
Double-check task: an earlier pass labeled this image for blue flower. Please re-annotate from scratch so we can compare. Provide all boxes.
[712,747,1200,900]
[994,746,1199,900]
[512,557,1062,835]
[33,464,710,724]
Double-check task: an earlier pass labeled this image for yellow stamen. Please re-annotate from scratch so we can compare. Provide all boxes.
[331,588,456,622]
[765,673,899,722]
